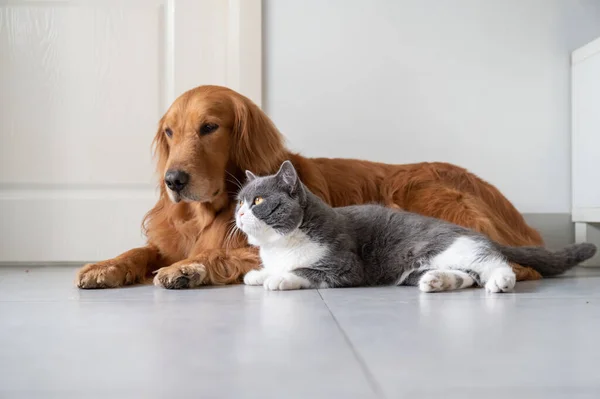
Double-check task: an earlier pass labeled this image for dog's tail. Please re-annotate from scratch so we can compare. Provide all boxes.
[496,243,597,277]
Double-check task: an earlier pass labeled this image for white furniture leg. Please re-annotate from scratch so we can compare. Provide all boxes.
[575,222,588,243]
[574,222,600,267]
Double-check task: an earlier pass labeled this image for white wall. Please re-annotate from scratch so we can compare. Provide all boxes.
[264,0,600,214]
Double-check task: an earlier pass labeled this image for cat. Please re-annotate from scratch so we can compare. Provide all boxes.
[235,161,597,292]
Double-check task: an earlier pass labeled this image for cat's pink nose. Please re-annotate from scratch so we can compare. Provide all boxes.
[238,212,244,217]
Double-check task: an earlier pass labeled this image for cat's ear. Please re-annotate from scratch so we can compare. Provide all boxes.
[277,161,306,203]
[245,170,257,182]
[276,160,299,190]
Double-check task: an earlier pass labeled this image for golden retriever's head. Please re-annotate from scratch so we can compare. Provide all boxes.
[153,86,286,203]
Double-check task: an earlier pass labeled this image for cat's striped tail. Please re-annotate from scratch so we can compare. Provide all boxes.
[497,243,597,277]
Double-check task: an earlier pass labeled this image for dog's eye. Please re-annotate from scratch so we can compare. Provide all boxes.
[199,123,219,135]
[164,128,173,138]
[254,197,264,206]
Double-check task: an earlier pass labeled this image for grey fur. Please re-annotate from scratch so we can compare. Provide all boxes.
[454,274,464,288]
[460,269,483,286]
[495,243,597,277]
[237,161,597,289]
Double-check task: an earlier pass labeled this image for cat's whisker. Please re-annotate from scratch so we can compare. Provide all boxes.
[224,220,242,249]
[225,225,236,248]
[226,171,243,189]
[226,226,242,249]
[223,227,234,249]
[226,179,242,191]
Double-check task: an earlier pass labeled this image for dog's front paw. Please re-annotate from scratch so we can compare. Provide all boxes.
[153,262,207,289]
[76,261,140,289]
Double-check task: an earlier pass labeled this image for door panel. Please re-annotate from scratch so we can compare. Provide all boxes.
[0,0,261,262]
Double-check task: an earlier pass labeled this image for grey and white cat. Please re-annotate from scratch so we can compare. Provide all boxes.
[235,161,597,292]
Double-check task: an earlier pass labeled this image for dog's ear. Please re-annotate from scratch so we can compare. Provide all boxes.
[143,115,170,236]
[230,94,287,175]
[152,115,169,177]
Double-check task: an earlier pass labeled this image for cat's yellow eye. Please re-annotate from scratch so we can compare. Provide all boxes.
[238,200,243,207]
[254,196,264,205]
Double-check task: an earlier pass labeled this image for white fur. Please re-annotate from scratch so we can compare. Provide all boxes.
[259,229,328,273]
[451,270,477,289]
[421,236,516,293]
[418,269,476,292]
[485,268,516,293]
[243,269,268,286]
[236,202,328,290]
[419,271,445,292]
[396,268,416,285]
[263,273,312,291]
[236,202,282,245]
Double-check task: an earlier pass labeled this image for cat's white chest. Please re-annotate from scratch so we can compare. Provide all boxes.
[260,230,328,273]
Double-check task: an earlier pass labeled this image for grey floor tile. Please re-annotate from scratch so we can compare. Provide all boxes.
[1,266,600,399]
[320,271,600,399]
[0,267,377,399]
[0,266,154,302]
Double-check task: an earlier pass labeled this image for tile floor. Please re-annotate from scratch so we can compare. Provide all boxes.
[1,266,599,399]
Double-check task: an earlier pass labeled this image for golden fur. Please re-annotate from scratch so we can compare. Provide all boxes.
[76,85,543,289]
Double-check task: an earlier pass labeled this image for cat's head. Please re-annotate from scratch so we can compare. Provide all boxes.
[235,161,306,245]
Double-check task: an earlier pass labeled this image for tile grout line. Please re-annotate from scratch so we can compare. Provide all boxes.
[317,289,386,399]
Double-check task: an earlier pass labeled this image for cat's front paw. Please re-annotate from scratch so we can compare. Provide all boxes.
[243,269,268,286]
[263,273,310,291]
[485,268,516,293]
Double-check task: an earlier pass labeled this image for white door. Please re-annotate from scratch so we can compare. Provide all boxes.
[0,0,262,263]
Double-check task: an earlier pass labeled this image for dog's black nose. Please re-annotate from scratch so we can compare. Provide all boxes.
[165,170,190,193]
